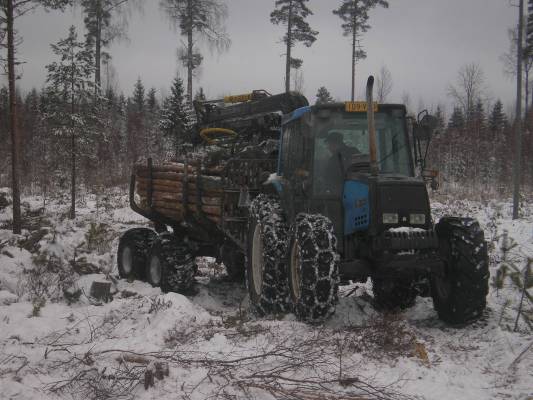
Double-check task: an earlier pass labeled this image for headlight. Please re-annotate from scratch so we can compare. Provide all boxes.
[410,213,426,225]
[382,213,399,224]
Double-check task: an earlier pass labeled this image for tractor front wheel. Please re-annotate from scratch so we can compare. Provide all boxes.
[431,217,489,325]
[288,214,339,322]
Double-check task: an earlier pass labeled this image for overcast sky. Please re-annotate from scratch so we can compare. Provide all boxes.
[3,0,518,117]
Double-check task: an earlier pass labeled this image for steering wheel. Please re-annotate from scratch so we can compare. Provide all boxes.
[199,127,238,146]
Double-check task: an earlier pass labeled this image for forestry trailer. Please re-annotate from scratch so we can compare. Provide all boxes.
[117,77,489,324]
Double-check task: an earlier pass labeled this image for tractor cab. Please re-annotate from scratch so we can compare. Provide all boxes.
[277,101,434,258]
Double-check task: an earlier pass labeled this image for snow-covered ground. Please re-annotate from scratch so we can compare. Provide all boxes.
[0,190,531,400]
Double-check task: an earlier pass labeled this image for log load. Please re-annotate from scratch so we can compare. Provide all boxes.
[134,162,225,225]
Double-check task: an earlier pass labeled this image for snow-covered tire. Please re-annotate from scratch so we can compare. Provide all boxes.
[372,278,417,311]
[117,228,157,281]
[246,194,290,316]
[431,217,489,325]
[220,241,245,282]
[146,234,196,293]
[288,214,339,322]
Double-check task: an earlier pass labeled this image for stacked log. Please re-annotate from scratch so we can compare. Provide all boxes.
[135,162,224,225]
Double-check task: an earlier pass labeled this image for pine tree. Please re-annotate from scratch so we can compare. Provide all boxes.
[45,25,95,219]
[3,0,71,233]
[271,0,318,93]
[333,0,389,101]
[489,100,507,132]
[448,107,465,130]
[160,0,230,103]
[80,0,136,93]
[159,74,188,155]
[315,86,334,105]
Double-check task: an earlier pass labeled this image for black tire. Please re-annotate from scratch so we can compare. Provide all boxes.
[288,213,339,322]
[372,278,417,311]
[117,228,157,281]
[146,234,196,293]
[431,217,489,325]
[246,194,290,316]
[220,241,245,282]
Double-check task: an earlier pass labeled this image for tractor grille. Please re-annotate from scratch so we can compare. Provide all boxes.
[374,229,439,251]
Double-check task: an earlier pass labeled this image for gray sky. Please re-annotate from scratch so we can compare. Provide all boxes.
[5,0,518,117]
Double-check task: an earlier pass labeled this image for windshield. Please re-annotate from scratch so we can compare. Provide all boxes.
[313,109,411,196]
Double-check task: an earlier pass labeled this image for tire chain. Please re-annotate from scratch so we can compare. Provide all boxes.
[247,194,290,315]
[292,213,340,322]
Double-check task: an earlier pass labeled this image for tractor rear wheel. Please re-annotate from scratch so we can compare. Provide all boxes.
[246,195,290,316]
[288,214,339,322]
[146,234,196,293]
[117,228,157,281]
[432,217,489,325]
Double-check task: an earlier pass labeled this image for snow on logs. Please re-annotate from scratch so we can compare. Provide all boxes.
[135,162,224,224]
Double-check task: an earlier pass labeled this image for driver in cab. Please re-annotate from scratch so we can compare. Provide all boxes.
[323,131,360,194]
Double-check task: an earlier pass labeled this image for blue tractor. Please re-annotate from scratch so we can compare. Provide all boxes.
[120,77,489,325]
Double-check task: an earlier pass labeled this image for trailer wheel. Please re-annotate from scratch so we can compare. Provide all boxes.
[246,195,290,316]
[432,217,489,325]
[288,214,339,322]
[146,234,196,293]
[117,228,157,281]
[220,241,245,282]
[372,278,417,311]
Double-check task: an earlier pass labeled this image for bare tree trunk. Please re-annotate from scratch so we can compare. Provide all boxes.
[187,0,193,103]
[351,12,356,101]
[70,51,76,219]
[7,0,21,234]
[285,0,293,93]
[513,0,524,220]
[525,65,530,115]
[95,0,102,95]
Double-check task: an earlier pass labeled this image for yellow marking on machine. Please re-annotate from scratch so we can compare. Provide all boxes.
[345,101,378,113]
[224,93,253,103]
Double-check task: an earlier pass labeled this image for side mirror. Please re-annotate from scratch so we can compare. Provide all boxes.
[413,111,439,140]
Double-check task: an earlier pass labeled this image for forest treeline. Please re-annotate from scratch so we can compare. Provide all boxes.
[1,0,531,216]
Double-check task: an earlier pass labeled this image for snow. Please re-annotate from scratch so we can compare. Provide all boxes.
[0,192,532,399]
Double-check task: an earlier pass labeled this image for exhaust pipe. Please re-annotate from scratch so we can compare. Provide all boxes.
[366,76,378,175]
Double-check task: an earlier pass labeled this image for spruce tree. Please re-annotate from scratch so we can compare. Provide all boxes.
[159,74,188,155]
[194,87,206,101]
[333,0,389,101]
[45,25,95,219]
[489,100,507,132]
[435,105,445,129]
[127,78,146,162]
[271,0,318,93]
[315,86,334,105]
[448,107,465,130]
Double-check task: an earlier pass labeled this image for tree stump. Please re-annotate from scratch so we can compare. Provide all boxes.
[89,281,112,303]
